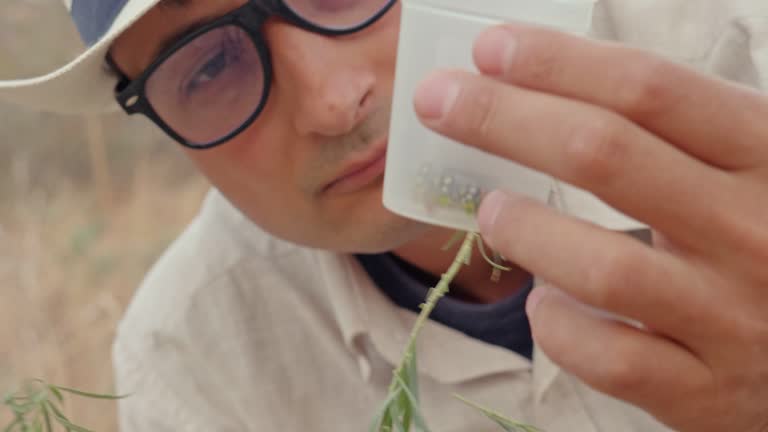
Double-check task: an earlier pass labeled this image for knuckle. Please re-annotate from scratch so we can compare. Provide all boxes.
[523,45,561,84]
[736,227,768,271]
[565,116,629,186]
[724,219,768,265]
[593,354,647,396]
[585,249,641,309]
[619,54,681,118]
[703,187,768,275]
[455,80,501,139]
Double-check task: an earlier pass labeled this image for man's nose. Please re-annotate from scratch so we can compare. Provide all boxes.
[269,26,378,137]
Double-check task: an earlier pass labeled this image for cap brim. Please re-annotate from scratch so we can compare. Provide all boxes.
[0,0,162,114]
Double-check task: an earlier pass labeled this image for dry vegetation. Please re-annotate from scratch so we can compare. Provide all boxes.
[0,1,209,430]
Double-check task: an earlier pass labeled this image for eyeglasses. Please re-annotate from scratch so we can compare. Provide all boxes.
[111,0,397,149]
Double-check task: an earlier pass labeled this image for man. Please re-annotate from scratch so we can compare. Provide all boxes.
[2,0,767,431]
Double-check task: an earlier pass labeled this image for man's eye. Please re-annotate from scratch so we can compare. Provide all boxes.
[186,50,229,94]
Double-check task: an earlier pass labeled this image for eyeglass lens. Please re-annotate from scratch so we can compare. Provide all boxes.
[146,25,264,146]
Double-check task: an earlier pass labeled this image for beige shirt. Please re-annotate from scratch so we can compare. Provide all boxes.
[113,1,768,431]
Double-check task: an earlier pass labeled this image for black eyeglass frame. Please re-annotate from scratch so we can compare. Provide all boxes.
[110,0,398,150]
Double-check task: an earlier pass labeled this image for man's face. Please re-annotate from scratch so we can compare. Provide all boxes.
[111,0,429,253]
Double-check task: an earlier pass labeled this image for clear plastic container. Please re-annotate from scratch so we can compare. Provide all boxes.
[384,0,643,232]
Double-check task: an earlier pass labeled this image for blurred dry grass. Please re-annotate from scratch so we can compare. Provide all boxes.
[0,1,209,430]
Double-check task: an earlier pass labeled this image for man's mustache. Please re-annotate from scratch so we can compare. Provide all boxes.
[308,107,391,183]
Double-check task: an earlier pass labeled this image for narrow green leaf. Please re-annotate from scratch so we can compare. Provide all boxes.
[394,350,421,432]
[393,376,430,432]
[403,350,420,403]
[400,394,412,432]
[5,399,34,415]
[45,401,95,432]
[51,415,94,432]
[46,387,63,404]
[52,386,127,400]
[386,392,402,432]
[369,388,400,432]
[379,406,393,432]
[41,404,53,432]
[392,389,410,432]
[4,395,31,405]
[389,382,415,432]
[43,401,68,422]
[454,394,542,432]
[370,407,387,432]
[45,404,68,430]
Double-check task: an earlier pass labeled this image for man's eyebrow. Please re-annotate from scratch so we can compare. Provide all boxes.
[155,19,209,58]
[159,0,192,7]
[151,0,215,62]
[145,0,254,70]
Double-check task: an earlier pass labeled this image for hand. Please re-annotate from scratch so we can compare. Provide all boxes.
[413,24,768,432]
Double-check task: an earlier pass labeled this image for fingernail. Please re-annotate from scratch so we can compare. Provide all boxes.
[474,26,518,76]
[414,73,461,120]
[477,190,509,238]
[526,285,549,317]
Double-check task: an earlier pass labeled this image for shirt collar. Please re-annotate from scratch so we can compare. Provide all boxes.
[316,251,564,390]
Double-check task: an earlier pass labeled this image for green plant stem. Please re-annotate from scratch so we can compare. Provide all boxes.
[3,380,124,432]
[387,232,476,393]
[454,394,541,432]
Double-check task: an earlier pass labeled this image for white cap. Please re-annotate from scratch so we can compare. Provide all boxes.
[0,0,162,113]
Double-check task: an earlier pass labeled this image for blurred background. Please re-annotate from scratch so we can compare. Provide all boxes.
[0,1,210,429]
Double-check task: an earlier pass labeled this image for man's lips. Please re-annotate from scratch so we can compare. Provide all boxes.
[323,140,388,195]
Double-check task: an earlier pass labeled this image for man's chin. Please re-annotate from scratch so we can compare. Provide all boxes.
[317,210,425,254]
[271,181,430,253]
[356,218,430,255]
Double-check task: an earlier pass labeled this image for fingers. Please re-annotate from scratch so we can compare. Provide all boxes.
[414,70,740,246]
[471,24,768,170]
[527,285,711,430]
[477,190,716,344]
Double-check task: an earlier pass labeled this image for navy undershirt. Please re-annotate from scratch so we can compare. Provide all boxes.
[356,253,534,359]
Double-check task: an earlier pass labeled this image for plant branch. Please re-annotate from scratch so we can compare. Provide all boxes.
[387,232,476,393]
